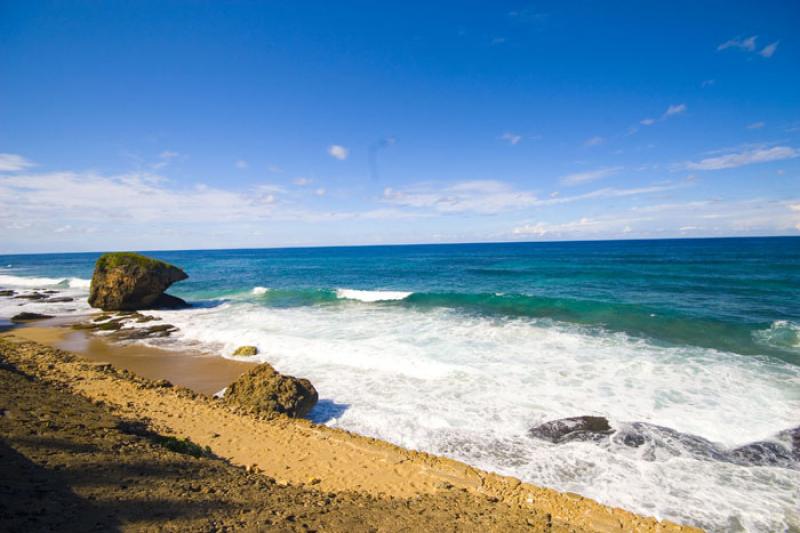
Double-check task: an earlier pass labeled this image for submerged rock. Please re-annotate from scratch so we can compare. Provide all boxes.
[88,252,188,311]
[233,345,258,357]
[0,290,15,297]
[530,417,800,469]
[224,363,318,418]
[528,416,614,443]
[110,324,178,340]
[11,312,54,322]
[13,292,47,300]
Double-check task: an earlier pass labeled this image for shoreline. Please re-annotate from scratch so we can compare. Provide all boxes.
[9,322,256,396]
[0,324,696,531]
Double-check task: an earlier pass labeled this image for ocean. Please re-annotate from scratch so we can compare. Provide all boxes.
[1,237,798,532]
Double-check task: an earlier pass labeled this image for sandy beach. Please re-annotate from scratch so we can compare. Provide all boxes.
[0,323,697,532]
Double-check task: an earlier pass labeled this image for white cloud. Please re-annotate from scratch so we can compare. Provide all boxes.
[315,188,326,196]
[662,103,687,118]
[759,41,779,58]
[584,136,604,147]
[293,177,312,186]
[701,79,715,88]
[383,180,538,214]
[0,153,34,172]
[510,198,800,240]
[559,166,622,186]
[640,118,656,126]
[328,145,349,160]
[268,165,283,173]
[686,146,798,170]
[746,121,765,130]
[718,35,757,52]
[235,159,249,169]
[501,132,522,145]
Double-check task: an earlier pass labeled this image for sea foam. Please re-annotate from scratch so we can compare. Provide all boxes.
[144,300,800,532]
[335,288,412,302]
[0,274,91,289]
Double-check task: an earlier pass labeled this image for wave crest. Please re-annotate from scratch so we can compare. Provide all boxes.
[0,274,91,289]
[335,288,413,302]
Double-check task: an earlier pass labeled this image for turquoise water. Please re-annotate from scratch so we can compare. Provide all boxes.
[1,237,799,532]
[3,237,799,363]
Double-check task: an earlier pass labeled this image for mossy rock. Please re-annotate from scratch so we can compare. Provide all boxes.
[224,363,318,418]
[233,345,258,357]
[88,252,188,311]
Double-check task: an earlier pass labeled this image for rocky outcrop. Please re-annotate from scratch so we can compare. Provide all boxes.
[11,312,54,322]
[529,416,800,468]
[224,363,318,418]
[528,416,613,443]
[233,346,258,357]
[88,252,188,311]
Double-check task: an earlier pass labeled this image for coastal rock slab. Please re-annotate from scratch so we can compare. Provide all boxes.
[529,416,614,443]
[88,252,188,311]
[224,363,318,418]
[11,312,54,322]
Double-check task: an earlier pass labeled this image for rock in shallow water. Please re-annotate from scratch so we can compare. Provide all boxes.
[224,363,318,418]
[233,345,258,357]
[88,252,188,311]
[528,416,613,443]
[11,312,54,322]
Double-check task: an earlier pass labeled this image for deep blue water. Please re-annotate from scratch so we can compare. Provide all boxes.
[2,236,799,363]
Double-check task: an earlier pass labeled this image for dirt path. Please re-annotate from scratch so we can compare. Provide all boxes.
[0,336,698,532]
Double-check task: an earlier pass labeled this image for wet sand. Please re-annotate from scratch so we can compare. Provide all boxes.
[7,324,255,396]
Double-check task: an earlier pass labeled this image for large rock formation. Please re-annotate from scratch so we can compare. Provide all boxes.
[88,252,188,311]
[224,363,318,418]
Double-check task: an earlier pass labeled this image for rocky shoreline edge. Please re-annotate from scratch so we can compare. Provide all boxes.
[0,333,697,532]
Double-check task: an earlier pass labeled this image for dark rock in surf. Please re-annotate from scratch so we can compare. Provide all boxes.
[88,252,188,311]
[13,292,47,300]
[0,290,15,297]
[224,363,318,418]
[11,312,54,322]
[46,297,74,303]
[528,416,614,443]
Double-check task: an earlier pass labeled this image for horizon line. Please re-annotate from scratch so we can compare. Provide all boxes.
[0,234,797,257]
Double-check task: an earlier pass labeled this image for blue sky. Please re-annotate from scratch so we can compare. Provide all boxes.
[1,0,798,253]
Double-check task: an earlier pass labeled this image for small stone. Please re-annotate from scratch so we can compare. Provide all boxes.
[233,345,259,357]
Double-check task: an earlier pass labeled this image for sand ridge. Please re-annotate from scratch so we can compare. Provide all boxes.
[0,331,698,532]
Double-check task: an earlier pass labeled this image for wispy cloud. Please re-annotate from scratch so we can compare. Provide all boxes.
[640,118,656,126]
[328,145,349,160]
[718,36,778,58]
[686,146,798,170]
[746,121,765,130]
[559,166,622,186]
[235,159,249,169]
[584,136,604,147]
[292,177,313,186]
[718,35,757,52]
[501,132,522,145]
[662,103,687,118]
[151,150,180,170]
[0,153,34,172]
[511,198,800,240]
[383,180,538,215]
[759,41,779,58]
[701,79,715,88]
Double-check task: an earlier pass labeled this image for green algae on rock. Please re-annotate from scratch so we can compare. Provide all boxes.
[88,252,188,311]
